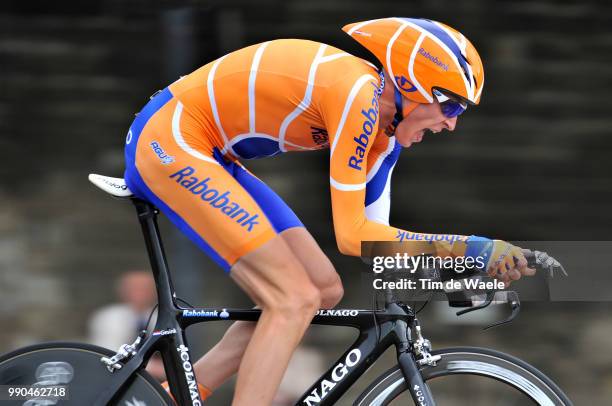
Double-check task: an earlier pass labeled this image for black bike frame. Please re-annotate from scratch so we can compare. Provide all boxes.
[94,198,435,406]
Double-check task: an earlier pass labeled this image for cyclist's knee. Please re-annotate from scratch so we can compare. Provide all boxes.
[279,227,341,306]
[301,283,322,311]
[257,272,320,325]
[233,241,320,322]
[271,281,320,321]
[320,273,344,308]
[297,249,343,308]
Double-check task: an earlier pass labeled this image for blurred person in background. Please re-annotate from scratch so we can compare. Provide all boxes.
[88,270,165,381]
[124,17,534,404]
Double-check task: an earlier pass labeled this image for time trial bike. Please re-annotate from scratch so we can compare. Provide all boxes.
[0,174,573,406]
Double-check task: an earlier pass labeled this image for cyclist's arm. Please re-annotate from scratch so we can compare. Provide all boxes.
[321,73,468,258]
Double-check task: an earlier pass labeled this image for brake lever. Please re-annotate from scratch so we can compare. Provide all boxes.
[454,290,521,330]
[455,290,495,316]
[483,291,520,330]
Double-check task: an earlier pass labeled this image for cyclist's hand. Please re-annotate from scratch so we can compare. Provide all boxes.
[486,240,535,286]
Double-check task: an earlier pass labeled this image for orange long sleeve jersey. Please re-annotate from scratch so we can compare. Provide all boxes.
[167,39,467,257]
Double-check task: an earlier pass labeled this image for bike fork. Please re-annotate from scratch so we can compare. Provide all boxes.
[397,352,435,406]
[395,320,436,406]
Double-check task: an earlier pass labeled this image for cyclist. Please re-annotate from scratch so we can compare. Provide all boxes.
[124,17,534,404]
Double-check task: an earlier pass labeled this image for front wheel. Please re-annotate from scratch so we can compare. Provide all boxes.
[355,347,572,406]
[0,341,173,405]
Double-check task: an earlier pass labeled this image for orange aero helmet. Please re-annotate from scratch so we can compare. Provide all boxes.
[343,17,484,105]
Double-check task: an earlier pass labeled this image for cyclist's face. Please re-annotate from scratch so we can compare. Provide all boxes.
[394,100,458,147]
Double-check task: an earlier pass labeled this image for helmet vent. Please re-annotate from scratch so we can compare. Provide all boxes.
[459,55,471,83]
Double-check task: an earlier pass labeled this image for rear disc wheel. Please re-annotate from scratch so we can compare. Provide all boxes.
[0,341,173,405]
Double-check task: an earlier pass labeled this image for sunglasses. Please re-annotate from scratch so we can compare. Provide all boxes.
[432,89,468,118]
[385,87,468,137]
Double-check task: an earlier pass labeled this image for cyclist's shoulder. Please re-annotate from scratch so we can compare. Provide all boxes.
[173,39,374,87]
[318,57,382,120]
[252,39,376,81]
[257,39,371,74]
[321,53,379,87]
[316,52,380,103]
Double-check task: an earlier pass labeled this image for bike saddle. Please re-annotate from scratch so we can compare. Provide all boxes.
[88,174,134,198]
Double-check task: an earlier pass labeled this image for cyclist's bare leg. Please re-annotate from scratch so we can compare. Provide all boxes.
[280,227,343,308]
[192,227,343,392]
[228,234,321,405]
[193,320,256,391]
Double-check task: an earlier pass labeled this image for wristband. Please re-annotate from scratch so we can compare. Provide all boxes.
[465,235,494,271]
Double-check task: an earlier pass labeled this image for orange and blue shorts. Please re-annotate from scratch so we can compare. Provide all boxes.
[124,88,303,272]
